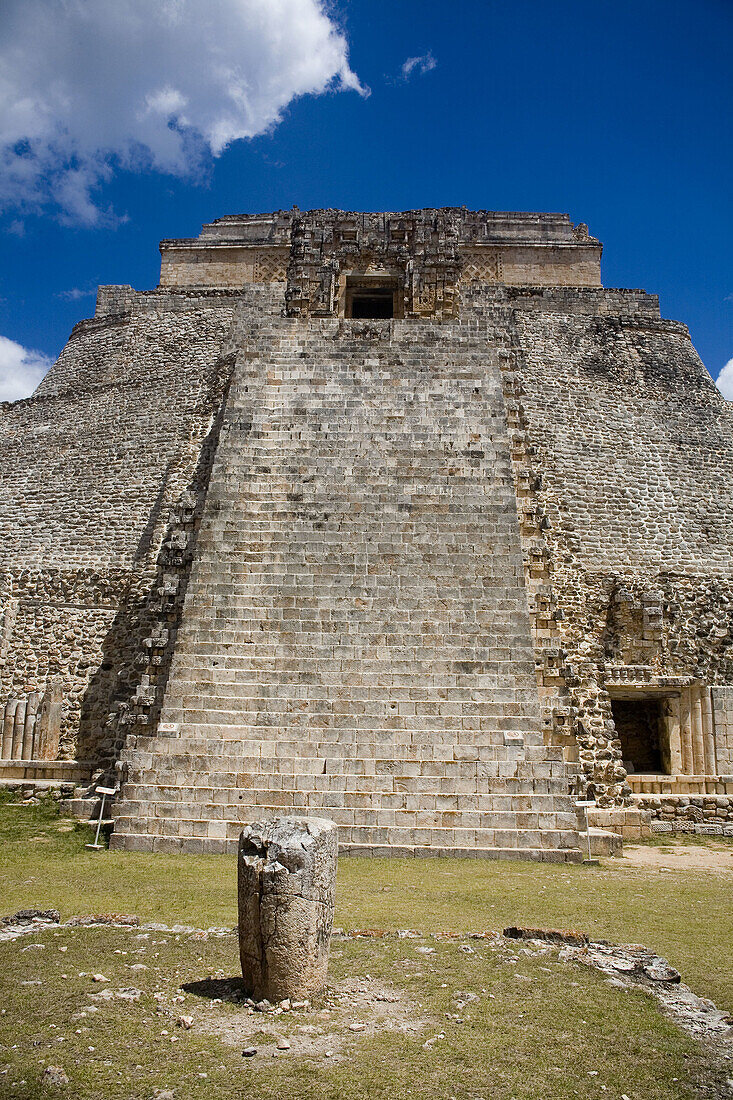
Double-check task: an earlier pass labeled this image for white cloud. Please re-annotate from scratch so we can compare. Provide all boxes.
[0,336,53,402]
[716,358,733,400]
[0,0,366,225]
[56,286,96,302]
[401,52,437,80]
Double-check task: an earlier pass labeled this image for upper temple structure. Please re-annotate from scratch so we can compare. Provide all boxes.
[1,207,732,858]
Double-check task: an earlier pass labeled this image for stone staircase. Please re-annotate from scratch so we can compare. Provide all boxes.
[111,316,581,860]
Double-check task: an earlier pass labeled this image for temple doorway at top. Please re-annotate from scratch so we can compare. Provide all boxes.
[610,695,670,774]
[344,276,398,319]
[348,289,394,318]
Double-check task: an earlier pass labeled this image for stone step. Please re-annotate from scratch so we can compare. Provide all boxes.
[161,667,532,688]
[110,816,580,856]
[0,777,72,793]
[110,828,582,862]
[120,764,569,792]
[119,770,572,805]
[161,687,534,703]
[578,828,623,858]
[122,755,563,781]
[122,738,532,761]
[122,744,566,777]
[112,793,577,824]
[0,758,94,783]
[151,728,534,752]
[122,737,561,761]
[115,783,572,818]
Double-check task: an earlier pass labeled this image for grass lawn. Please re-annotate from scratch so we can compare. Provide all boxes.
[1,794,732,1099]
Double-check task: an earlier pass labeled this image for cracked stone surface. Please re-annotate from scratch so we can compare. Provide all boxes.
[238,816,337,1001]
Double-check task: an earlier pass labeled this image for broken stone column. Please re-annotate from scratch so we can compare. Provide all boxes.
[238,816,337,1002]
[35,680,63,761]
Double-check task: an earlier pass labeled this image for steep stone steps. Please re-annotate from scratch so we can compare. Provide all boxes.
[112,315,580,859]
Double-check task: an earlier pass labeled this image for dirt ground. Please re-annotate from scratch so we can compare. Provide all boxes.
[621,840,733,873]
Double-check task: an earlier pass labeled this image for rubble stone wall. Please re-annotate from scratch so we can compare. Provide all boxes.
[0,286,281,762]
[638,795,733,830]
[469,285,733,806]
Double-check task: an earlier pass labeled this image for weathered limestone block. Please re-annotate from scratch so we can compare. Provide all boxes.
[35,681,63,761]
[238,816,337,1001]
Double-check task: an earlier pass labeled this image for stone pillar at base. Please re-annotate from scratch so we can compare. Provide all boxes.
[238,816,337,1002]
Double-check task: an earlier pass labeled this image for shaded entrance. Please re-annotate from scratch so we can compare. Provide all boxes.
[346,287,395,319]
[610,697,668,773]
[344,275,398,320]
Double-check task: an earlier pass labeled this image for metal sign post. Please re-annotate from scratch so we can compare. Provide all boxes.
[85,785,117,850]
[574,799,600,865]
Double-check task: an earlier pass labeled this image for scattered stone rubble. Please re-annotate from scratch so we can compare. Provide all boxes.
[3,909,733,1088]
[505,925,733,1052]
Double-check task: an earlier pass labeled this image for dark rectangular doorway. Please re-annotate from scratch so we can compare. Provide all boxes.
[610,696,668,774]
[347,288,395,319]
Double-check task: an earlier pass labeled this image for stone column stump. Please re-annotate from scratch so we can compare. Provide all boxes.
[238,816,337,1001]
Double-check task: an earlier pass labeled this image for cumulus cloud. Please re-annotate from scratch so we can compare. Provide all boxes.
[716,358,733,400]
[0,0,366,225]
[0,336,54,401]
[401,52,437,80]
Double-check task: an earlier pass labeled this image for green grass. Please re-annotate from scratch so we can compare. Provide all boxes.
[0,921,724,1100]
[1,795,732,1099]
[2,795,732,1010]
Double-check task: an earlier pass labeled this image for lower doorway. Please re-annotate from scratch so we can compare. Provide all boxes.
[610,696,669,774]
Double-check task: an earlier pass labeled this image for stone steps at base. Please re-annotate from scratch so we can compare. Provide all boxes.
[109,830,582,862]
[60,795,113,822]
[118,782,572,808]
[111,813,576,844]
[112,797,578,827]
[578,828,623,858]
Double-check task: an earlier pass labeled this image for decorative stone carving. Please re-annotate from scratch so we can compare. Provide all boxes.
[254,249,288,283]
[461,248,503,284]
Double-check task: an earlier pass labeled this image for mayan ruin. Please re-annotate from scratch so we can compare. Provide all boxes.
[1,206,732,859]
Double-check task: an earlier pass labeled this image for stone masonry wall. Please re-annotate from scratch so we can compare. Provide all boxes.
[465,286,733,805]
[158,209,601,302]
[0,285,282,763]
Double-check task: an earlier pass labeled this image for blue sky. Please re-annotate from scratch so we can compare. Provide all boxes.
[1,0,731,399]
